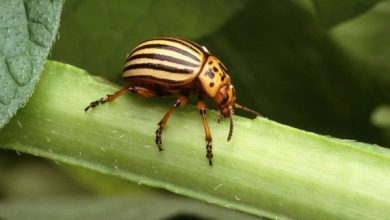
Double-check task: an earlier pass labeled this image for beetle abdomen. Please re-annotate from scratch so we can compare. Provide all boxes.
[123,37,206,86]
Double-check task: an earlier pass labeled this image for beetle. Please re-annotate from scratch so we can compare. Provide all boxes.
[85,36,261,165]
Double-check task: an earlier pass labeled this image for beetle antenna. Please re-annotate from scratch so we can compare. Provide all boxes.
[228,114,233,141]
[234,103,262,117]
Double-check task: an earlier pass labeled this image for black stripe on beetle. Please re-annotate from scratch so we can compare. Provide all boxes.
[131,44,201,62]
[123,75,187,84]
[127,53,199,68]
[123,63,194,74]
[173,37,205,55]
[158,37,202,55]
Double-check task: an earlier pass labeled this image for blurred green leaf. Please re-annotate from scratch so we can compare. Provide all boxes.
[0,0,63,129]
[0,154,88,198]
[331,1,390,86]
[371,105,390,143]
[1,61,390,219]
[330,1,390,145]
[371,105,390,128]
[202,0,387,145]
[62,164,154,195]
[51,0,247,82]
[289,0,315,14]
[0,195,259,220]
[311,0,382,28]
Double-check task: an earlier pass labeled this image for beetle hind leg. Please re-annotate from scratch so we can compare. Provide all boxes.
[85,85,160,112]
[155,96,188,151]
[84,87,130,112]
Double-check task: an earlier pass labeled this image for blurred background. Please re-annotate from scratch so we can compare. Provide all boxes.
[1,0,389,219]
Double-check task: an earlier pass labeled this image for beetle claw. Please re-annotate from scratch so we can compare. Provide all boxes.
[206,141,213,166]
[84,98,106,112]
[217,114,223,123]
[155,126,164,151]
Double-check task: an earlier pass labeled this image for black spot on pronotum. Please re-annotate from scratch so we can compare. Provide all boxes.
[208,61,213,65]
[221,73,226,81]
[213,66,218,72]
[204,69,215,79]
[209,82,215,87]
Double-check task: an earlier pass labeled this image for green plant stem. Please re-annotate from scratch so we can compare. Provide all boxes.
[1,61,390,220]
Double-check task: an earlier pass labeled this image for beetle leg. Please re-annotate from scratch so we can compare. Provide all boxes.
[129,86,158,98]
[197,100,213,166]
[85,86,159,112]
[155,96,188,151]
[84,87,130,112]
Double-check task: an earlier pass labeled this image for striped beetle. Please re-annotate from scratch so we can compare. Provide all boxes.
[85,37,260,165]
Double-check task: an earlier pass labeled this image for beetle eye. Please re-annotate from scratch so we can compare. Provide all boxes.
[221,94,229,105]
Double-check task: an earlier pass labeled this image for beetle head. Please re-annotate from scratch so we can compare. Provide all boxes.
[214,83,236,141]
[214,83,236,119]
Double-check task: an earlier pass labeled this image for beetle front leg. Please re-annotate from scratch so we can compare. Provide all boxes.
[155,96,188,151]
[197,100,213,166]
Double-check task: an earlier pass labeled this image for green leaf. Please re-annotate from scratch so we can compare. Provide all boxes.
[0,156,88,198]
[371,105,390,143]
[0,0,63,129]
[61,164,154,195]
[331,1,390,81]
[289,0,315,14]
[372,105,390,129]
[0,195,258,220]
[1,61,390,220]
[330,1,390,144]
[50,0,247,83]
[311,0,382,28]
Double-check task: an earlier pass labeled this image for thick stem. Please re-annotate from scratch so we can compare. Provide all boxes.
[1,61,389,220]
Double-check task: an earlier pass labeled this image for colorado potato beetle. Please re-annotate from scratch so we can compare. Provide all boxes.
[85,37,261,165]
